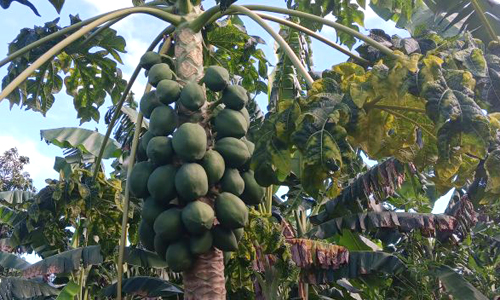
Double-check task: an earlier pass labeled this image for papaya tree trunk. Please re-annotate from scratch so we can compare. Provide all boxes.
[174,9,227,300]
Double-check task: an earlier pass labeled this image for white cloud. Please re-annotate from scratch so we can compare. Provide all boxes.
[0,135,58,191]
[81,0,130,15]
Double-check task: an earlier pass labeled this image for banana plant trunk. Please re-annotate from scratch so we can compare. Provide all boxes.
[174,8,227,300]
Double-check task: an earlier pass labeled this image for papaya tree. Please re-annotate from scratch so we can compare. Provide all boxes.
[1,0,500,299]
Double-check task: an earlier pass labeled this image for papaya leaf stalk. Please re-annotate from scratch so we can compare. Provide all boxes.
[227,5,314,87]
[0,7,182,101]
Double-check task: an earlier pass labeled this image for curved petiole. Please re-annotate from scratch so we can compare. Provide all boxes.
[0,7,181,102]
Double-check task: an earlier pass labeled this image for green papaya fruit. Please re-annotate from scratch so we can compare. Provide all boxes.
[214,192,248,229]
[147,165,177,203]
[153,208,184,242]
[140,91,164,119]
[240,107,250,128]
[220,168,245,196]
[212,225,238,252]
[140,130,155,151]
[136,139,148,162]
[242,138,255,155]
[221,85,248,110]
[179,81,205,111]
[129,161,155,198]
[190,231,213,255]
[141,197,168,225]
[214,109,248,138]
[149,106,178,136]
[240,171,265,205]
[156,79,181,105]
[203,66,229,92]
[139,220,155,251]
[233,228,244,242]
[147,136,174,165]
[166,240,193,272]
[214,137,250,168]
[181,200,215,234]
[154,234,169,259]
[140,51,162,70]
[175,163,208,202]
[172,123,207,161]
[200,150,225,185]
[148,63,173,87]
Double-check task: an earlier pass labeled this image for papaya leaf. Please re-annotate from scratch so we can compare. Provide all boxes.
[485,149,500,194]
[0,0,40,16]
[48,0,65,13]
[124,247,168,269]
[41,127,121,159]
[0,191,35,205]
[0,277,59,300]
[0,251,31,270]
[23,245,103,278]
[55,281,80,300]
[310,211,457,239]
[434,265,489,300]
[101,276,183,298]
[2,16,126,123]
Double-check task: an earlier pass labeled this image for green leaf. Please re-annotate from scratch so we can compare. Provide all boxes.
[0,252,31,270]
[41,127,121,158]
[434,265,489,300]
[56,281,80,300]
[124,247,168,268]
[23,245,103,278]
[0,191,35,205]
[101,276,183,298]
[0,277,59,300]
[485,149,500,193]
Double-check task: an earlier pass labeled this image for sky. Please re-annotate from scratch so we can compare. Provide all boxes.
[0,0,450,212]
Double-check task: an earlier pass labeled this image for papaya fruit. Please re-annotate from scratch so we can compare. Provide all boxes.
[146,136,174,165]
[240,171,265,205]
[136,140,148,162]
[156,79,181,105]
[179,81,205,111]
[213,108,248,138]
[221,85,248,110]
[203,66,230,92]
[149,106,178,137]
[175,163,208,202]
[141,197,168,225]
[153,208,184,242]
[242,138,255,155]
[190,231,213,255]
[140,130,155,152]
[200,150,225,185]
[214,137,251,168]
[240,107,250,127]
[220,168,245,196]
[181,200,215,234]
[148,63,173,87]
[140,51,162,70]
[212,225,238,252]
[166,240,193,272]
[154,234,169,259]
[233,227,244,242]
[147,165,177,203]
[214,192,248,229]
[129,161,155,198]
[172,122,207,161]
[140,91,163,119]
[139,220,155,251]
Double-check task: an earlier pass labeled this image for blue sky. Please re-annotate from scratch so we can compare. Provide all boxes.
[1,0,451,212]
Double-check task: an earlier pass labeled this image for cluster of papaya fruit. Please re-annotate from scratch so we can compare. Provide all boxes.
[128,51,266,272]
